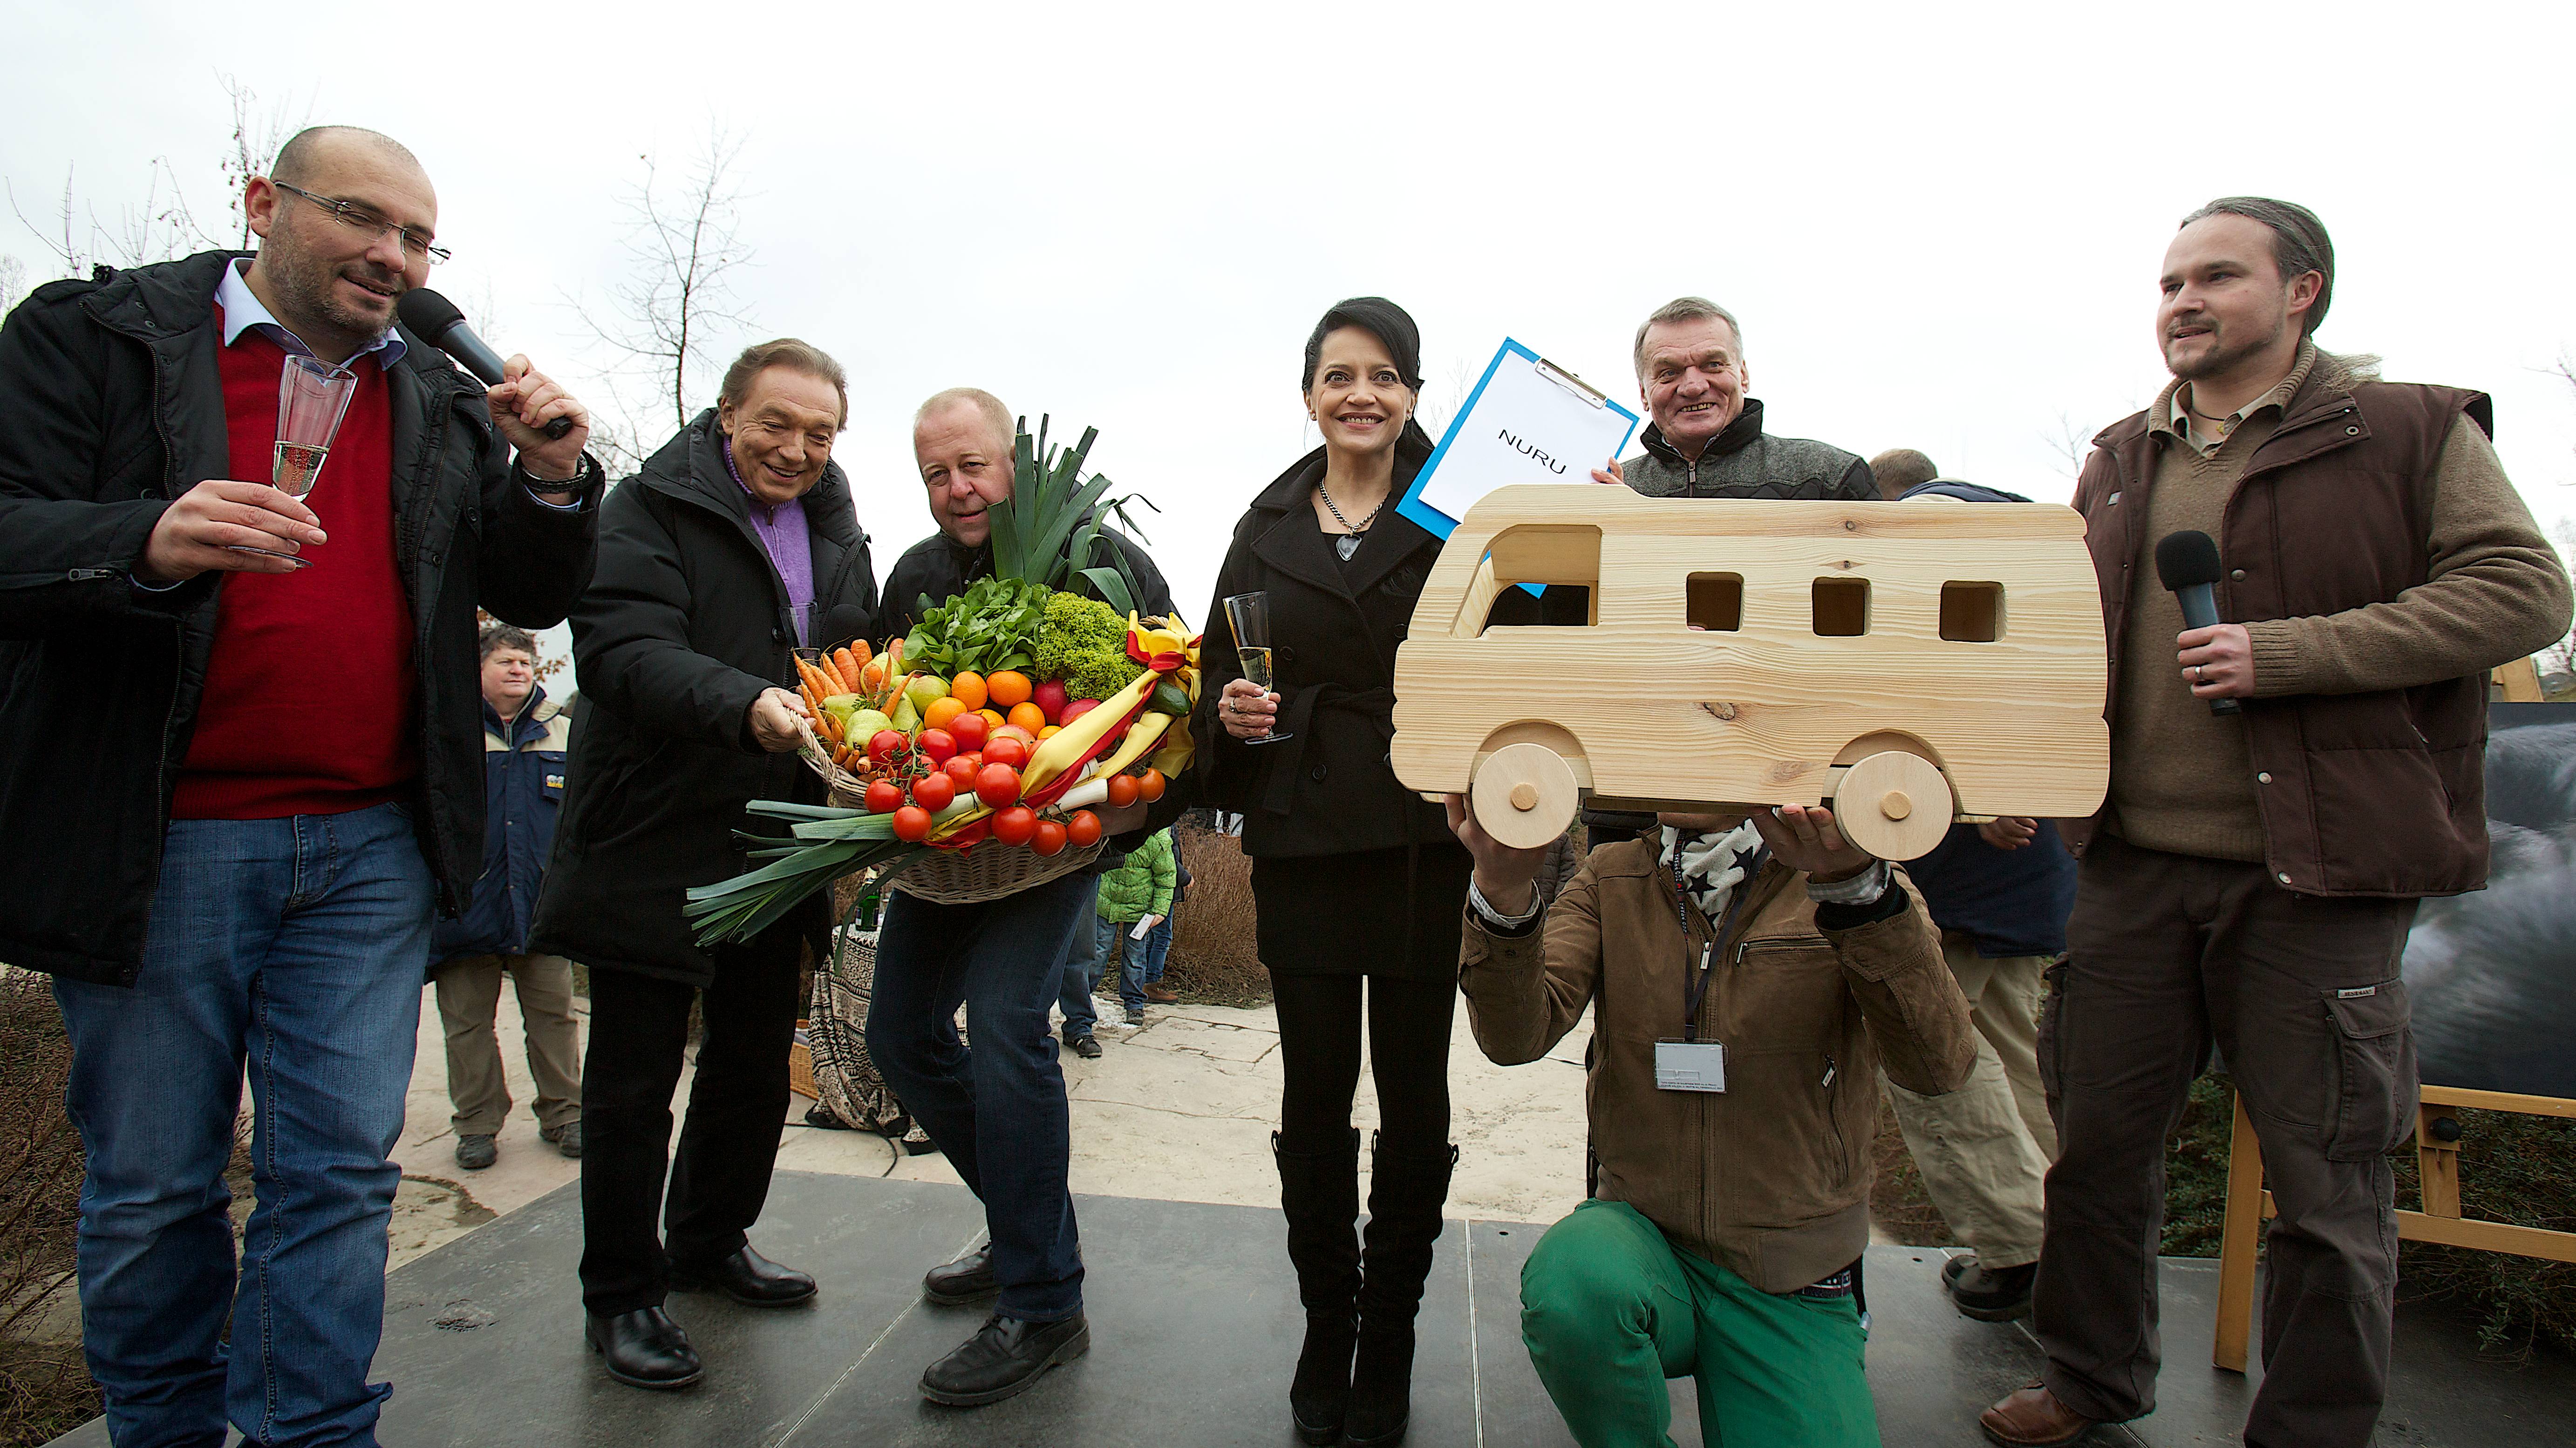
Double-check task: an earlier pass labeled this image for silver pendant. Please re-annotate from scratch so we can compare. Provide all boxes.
[1335,533,1362,561]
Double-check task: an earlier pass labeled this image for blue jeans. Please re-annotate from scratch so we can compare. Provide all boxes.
[1052,874,1107,1039]
[1118,914,1173,1013]
[866,871,1092,1321]
[51,803,434,1448]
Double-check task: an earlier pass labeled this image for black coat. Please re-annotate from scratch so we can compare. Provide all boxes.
[880,526,1174,643]
[0,251,600,986]
[1196,449,1536,860]
[530,414,878,985]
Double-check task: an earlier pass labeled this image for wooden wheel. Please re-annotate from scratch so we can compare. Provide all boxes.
[1833,750,1953,862]
[1470,741,1581,850]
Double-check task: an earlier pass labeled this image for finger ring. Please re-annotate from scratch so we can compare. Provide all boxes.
[2190,666,2203,682]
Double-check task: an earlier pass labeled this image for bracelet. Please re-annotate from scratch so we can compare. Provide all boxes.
[1806,858,1892,906]
[1468,877,1543,930]
[517,453,594,491]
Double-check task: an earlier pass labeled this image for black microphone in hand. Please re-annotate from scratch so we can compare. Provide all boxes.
[394,288,576,440]
[2153,529,2242,716]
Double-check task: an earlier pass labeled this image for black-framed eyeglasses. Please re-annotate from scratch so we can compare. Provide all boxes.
[272,182,452,265]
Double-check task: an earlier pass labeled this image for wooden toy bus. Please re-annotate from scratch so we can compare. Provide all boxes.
[1388,485,2109,860]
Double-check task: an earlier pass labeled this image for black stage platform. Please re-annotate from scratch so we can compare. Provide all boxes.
[48,1171,2574,1446]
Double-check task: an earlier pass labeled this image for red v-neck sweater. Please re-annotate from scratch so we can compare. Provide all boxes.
[171,325,418,819]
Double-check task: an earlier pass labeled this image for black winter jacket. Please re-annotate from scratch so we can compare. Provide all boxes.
[530,414,878,985]
[0,252,600,986]
[1196,448,1536,858]
[880,526,1174,643]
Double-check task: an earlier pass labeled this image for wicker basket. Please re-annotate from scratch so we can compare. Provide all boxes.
[801,731,1102,904]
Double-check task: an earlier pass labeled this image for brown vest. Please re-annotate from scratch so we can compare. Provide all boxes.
[2072,370,2494,898]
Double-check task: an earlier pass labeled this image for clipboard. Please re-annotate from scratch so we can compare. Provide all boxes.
[1397,338,1640,594]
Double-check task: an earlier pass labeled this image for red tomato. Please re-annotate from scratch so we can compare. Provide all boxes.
[1061,699,1099,726]
[946,710,989,752]
[942,755,980,789]
[917,728,957,766]
[989,806,1038,846]
[975,762,1022,808]
[868,729,907,766]
[890,806,932,843]
[1064,809,1103,848]
[1138,768,1167,802]
[984,735,1029,770]
[1104,774,1140,809]
[1030,819,1069,857]
[909,771,956,813]
[864,779,902,814]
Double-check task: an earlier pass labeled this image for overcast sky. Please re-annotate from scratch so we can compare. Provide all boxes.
[9,0,2573,641]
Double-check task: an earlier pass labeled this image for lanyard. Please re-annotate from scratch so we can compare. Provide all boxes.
[1674,844,1766,1043]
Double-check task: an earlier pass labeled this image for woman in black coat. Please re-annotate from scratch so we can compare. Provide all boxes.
[531,340,877,1391]
[1200,298,1536,1447]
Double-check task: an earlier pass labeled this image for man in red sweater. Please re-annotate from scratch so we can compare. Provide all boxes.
[0,126,600,1448]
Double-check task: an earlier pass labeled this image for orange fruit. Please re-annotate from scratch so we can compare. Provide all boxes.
[979,708,1007,734]
[987,670,1034,708]
[1037,724,1062,741]
[924,696,969,731]
[950,672,988,711]
[1007,701,1047,734]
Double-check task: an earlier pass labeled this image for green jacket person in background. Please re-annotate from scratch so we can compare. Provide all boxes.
[1092,828,1176,1023]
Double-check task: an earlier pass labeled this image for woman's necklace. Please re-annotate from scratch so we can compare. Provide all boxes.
[1317,479,1386,561]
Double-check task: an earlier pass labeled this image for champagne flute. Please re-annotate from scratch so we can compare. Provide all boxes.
[232,354,357,564]
[1223,591,1292,745]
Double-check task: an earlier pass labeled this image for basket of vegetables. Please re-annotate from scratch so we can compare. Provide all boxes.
[683,421,1199,940]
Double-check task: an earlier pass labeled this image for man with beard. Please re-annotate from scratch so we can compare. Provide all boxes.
[1978,199,2570,1448]
[0,125,600,1446]
[865,387,1181,1407]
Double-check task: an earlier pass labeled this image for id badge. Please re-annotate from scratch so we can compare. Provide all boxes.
[1654,1039,1727,1093]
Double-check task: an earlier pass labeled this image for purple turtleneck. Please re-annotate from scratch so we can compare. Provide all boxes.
[723,437,816,645]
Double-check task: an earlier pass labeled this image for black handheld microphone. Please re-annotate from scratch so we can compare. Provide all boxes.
[395,288,576,440]
[2153,530,2243,717]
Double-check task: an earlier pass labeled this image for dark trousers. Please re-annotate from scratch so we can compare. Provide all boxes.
[866,871,1093,1321]
[577,924,803,1317]
[1270,973,1457,1155]
[2035,835,2419,1448]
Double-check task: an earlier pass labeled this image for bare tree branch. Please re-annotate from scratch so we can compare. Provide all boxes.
[569,127,755,438]
[217,74,308,250]
[2040,408,2091,481]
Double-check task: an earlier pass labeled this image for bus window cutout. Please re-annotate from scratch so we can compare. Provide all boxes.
[1813,578,1868,637]
[1941,581,2005,642]
[1472,523,1602,634]
[1686,573,1743,632]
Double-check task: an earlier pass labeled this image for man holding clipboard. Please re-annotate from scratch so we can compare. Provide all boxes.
[1589,296,1878,501]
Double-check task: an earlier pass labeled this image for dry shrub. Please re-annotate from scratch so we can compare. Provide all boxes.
[2393,1108,2576,1358]
[0,967,99,1445]
[1164,823,1270,1007]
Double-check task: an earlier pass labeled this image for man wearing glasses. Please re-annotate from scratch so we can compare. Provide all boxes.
[0,125,600,1447]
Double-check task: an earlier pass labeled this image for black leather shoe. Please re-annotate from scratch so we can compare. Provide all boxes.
[923,1244,1000,1305]
[919,1312,1090,1406]
[668,1245,818,1307]
[1067,1034,1103,1060]
[585,1307,702,1390]
[1944,1252,2038,1322]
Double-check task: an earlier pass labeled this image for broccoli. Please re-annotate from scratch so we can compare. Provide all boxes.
[1036,590,1145,702]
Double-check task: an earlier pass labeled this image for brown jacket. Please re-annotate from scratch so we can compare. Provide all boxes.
[2071,360,2571,897]
[1459,840,1974,1293]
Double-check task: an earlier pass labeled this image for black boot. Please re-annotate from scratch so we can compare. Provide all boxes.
[1347,1136,1457,1448]
[1274,1128,1361,1446]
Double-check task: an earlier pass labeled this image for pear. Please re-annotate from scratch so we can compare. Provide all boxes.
[905,675,948,716]
[847,708,894,742]
[888,695,922,735]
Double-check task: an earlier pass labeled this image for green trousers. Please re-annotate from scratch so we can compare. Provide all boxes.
[1520,1200,1879,1448]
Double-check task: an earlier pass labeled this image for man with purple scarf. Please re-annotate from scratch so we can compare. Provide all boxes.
[532,340,880,1391]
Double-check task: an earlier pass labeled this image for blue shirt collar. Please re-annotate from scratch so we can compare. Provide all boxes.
[215,257,406,369]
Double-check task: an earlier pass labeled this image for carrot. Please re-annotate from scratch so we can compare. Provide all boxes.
[834,646,863,693]
[801,658,840,700]
[848,639,873,673]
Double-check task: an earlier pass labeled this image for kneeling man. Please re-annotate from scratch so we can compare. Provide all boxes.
[1450,796,1975,1448]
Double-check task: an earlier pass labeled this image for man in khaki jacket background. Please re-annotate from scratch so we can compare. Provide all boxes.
[1449,795,1975,1448]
